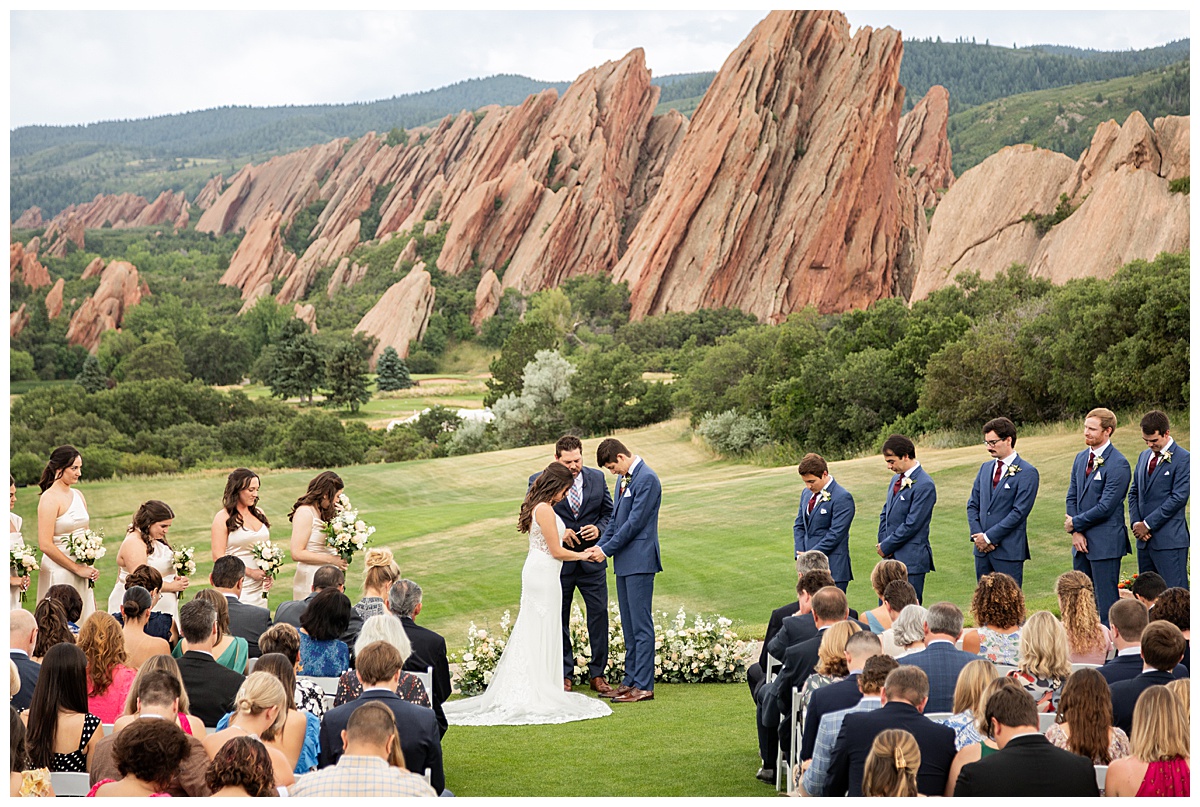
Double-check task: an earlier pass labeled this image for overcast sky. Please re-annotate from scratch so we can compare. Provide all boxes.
[9,7,1191,129]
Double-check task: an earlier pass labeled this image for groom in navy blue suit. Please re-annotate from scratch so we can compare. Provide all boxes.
[966,417,1039,587]
[1065,407,1132,626]
[1128,410,1190,589]
[793,453,855,592]
[586,438,661,703]
[877,434,937,602]
[528,435,614,694]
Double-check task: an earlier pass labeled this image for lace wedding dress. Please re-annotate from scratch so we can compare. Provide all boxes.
[443,506,612,726]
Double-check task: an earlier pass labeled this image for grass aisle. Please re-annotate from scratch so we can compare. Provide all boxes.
[441,683,769,797]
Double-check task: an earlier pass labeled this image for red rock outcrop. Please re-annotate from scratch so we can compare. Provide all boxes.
[45,278,65,319]
[1154,116,1189,181]
[81,257,106,280]
[898,85,955,208]
[14,207,42,229]
[326,257,368,298]
[11,304,28,338]
[293,302,318,333]
[11,239,51,289]
[219,209,297,312]
[195,175,224,210]
[44,214,86,258]
[130,190,189,228]
[613,11,919,321]
[354,264,435,365]
[472,269,504,326]
[65,261,145,352]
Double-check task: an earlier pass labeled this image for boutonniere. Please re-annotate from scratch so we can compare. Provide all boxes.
[619,475,630,493]
[1006,464,1020,477]
[819,490,833,503]
[1162,449,1173,463]
[1093,454,1106,468]
[900,476,914,490]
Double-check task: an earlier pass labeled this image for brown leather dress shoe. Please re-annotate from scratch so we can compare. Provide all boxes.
[612,687,654,703]
[563,678,572,691]
[600,683,632,699]
[590,677,615,695]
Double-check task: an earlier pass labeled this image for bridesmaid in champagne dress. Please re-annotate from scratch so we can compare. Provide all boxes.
[107,500,189,624]
[211,469,273,607]
[34,446,98,619]
[289,472,347,600]
[10,475,30,609]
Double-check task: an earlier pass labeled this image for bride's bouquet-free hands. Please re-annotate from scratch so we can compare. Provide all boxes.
[172,546,196,601]
[10,544,39,602]
[323,493,376,563]
[250,540,284,600]
[63,528,105,588]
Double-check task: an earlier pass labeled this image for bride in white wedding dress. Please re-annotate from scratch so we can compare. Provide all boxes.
[444,463,612,726]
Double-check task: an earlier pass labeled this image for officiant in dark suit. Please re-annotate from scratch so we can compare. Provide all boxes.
[529,435,613,695]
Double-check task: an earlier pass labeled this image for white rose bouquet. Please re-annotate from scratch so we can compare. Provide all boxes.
[250,540,284,600]
[323,493,376,563]
[63,528,105,588]
[173,546,196,600]
[9,544,39,602]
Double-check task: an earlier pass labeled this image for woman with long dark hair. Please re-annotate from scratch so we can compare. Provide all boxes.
[1045,667,1130,764]
[107,500,188,624]
[297,588,351,676]
[34,446,96,620]
[289,471,346,600]
[211,469,272,606]
[443,462,610,726]
[32,597,75,663]
[23,643,102,773]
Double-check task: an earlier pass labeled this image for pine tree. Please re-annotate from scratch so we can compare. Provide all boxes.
[75,354,108,393]
[269,319,323,403]
[375,346,414,391]
[324,340,372,413]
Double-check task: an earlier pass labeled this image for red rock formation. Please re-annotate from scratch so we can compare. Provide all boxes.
[326,257,368,298]
[65,261,145,352]
[472,269,503,326]
[10,304,28,338]
[44,214,85,258]
[219,209,297,312]
[45,278,65,319]
[354,264,435,365]
[898,85,955,209]
[11,239,51,289]
[613,11,919,321]
[195,175,225,210]
[81,257,106,280]
[293,302,317,333]
[131,190,189,228]
[13,207,42,229]
[1154,116,1189,181]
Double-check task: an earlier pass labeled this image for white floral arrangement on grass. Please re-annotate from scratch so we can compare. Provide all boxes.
[63,528,105,588]
[9,544,40,602]
[323,493,376,562]
[453,603,752,692]
[249,540,284,600]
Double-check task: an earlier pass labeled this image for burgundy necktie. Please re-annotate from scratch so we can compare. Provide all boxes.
[1149,451,1161,475]
[807,493,819,515]
[992,460,1003,488]
[1085,453,1096,477]
[892,476,903,496]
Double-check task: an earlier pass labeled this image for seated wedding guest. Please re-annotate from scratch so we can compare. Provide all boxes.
[862,559,908,633]
[826,665,956,797]
[796,654,898,796]
[1006,610,1071,712]
[1103,686,1190,797]
[1056,570,1113,664]
[23,643,101,773]
[116,654,206,737]
[871,580,918,653]
[333,614,430,709]
[1111,621,1188,736]
[799,630,881,764]
[31,597,74,664]
[1129,571,1167,609]
[862,729,921,797]
[952,679,1098,796]
[259,623,326,718]
[110,567,175,645]
[298,588,352,676]
[77,612,137,724]
[355,547,401,622]
[209,556,272,658]
[941,659,999,750]
[291,701,437,796]
[93,671,210,796]
[961,572,1024,664]
[880,601,926,659]
[766,570,837,662]
[203,672,295,790]
[10,609,40,711]
[117,586,170,670]
[175,598,245,727]
[275,564,363,647]
[9,706,54,797]
[1150,588,1190,671]
[1044,667,1130,765]
[749,551,831,699]
[319,641,444,794]
[388,578,450,735]
[896,602,976,712]
[943,677,1008,795]
[797,619,861,730]
[218,653,319,775]
[85,717,191,797]
[1101,599,1188,685]
[205,736,282,797]
[173,588,248,674]
[45,584,83,634]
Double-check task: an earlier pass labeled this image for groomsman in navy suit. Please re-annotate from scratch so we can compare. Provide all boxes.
[1128,410,1190,589]
[793,453,855,592]
[585,438,662,703]
[877,435,937,602]
[966,417,1039,587]
[1065,407,1132,626]
[529,435,614,694]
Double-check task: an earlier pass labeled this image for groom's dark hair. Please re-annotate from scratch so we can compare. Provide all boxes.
[982,417,1017,447]
[797,453,828,477]
[881,434,916,459]
[596,438,630,466]
[555,435,583,456]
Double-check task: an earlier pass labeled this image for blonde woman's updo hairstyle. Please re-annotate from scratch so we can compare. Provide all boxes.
[232,672,288,738]
[862,728,921,797]
[363,547,401,592]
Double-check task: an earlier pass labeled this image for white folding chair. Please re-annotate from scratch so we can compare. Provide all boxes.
[299,675,340,710]
[50,771,91,796]
[413,666,433,697]
[245,657,257,674]
[765,653,782,684]
[100,723,114,735]
[1070,662,1102,673]
[424,768,432,785]
[1094,765,1108,792]
[924,712,954,723]
[1038,712,1057,732]
[777,686,801,792]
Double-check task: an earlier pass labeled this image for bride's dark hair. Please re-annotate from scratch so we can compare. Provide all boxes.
[518,463,574,534]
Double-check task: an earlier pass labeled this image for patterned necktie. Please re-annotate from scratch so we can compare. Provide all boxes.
[1149,451,1162,475]
[567,477,582,515]
[992,460,1003,488]
[891,475,903,496]
[1085,453,1096,477]
[807,492,819,515]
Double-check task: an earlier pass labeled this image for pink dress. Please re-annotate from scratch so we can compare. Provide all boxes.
[1137,758,1190,797]
[86,779,170,797]
[87,664,138,723]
